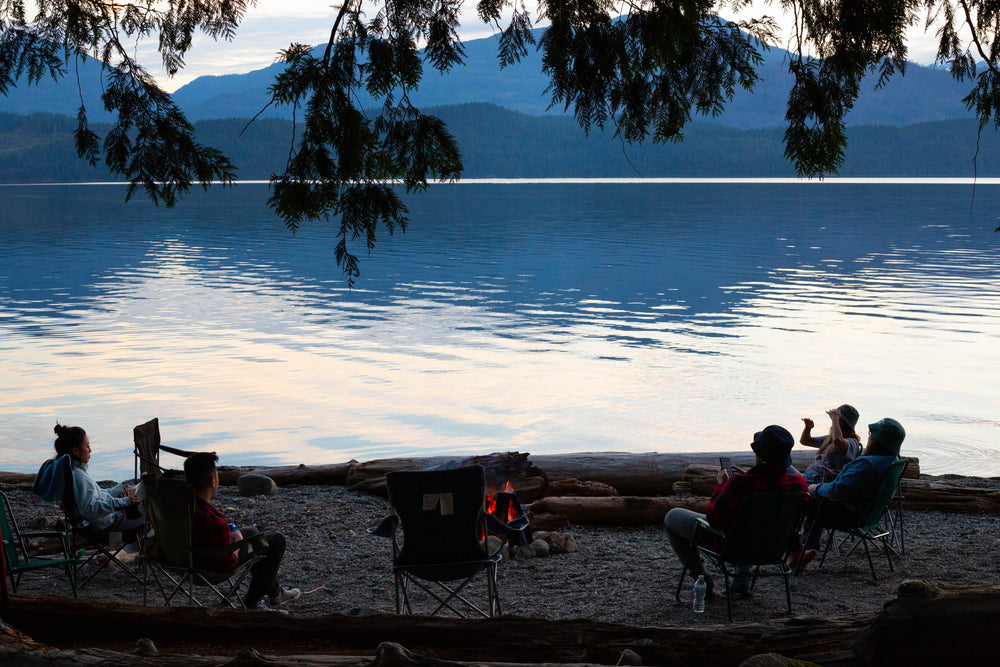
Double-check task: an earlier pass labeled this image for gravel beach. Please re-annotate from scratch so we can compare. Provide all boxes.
[3,476,1000,627]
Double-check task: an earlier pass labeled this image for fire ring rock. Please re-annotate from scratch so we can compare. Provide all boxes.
[237,473,278,497]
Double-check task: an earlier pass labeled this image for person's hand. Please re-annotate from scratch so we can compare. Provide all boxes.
[826,408,840,422]
[731,465,747,476]
[802,417,815,429]
[230,530,244,542]
[716,469,729,485]
[807,484,818,494]
[127,490,140,504]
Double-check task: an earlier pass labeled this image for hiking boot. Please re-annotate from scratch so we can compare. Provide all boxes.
[269,587,301,607]
[254,599,290,615]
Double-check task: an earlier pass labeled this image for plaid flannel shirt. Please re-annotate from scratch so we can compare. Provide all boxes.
[191,497,238,573]
[706,462,808,534]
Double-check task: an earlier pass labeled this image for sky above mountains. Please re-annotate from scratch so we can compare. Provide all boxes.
[152,3,947,92]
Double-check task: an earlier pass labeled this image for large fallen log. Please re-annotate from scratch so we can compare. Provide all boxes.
[215,462,357,487]
[6,582,1000,666]
[857,580,1000,665]
[0,593,869,666]
[529,451,881,495]
[344,452,548,501]
[676,459,920,497]
[527,496,709,525]
[896,478,1000,514]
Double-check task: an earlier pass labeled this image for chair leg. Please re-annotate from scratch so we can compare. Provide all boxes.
[721,568,734,623]
[861,536,878,582]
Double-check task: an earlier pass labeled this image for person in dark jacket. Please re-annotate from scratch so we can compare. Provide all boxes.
[665,425,808,599]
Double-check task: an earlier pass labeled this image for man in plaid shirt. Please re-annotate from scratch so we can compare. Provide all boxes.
[185,452,301,613]
[665,425,807,600]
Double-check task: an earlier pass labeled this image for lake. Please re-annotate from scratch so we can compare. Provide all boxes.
[2,180,999,480]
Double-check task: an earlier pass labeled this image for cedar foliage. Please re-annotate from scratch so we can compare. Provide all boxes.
[2,0,1000,276]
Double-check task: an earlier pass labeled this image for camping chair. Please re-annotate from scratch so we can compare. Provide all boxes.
[134,417,198,480]
[55,459,146,590]
[370,465,525,618]
[141,473,265,608]
[809,458,910,581]
[674,492,809,622]
[1,490,78,597]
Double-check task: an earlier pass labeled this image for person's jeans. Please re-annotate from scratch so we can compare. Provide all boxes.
[236,527,287,607]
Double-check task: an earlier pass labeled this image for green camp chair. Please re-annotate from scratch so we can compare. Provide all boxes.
[674,492,809,622]
[812,458,910,581]
[141,473,265,608]
[1,489,78,598]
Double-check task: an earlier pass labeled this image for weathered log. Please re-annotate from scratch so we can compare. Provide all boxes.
[858,580,1000,665]
[344,453,548,501]
[675,459,920,497]
[214,462,357,487]
[0,593,871,666]
[527,496,709,525]
[546,478,619,497]
[530,451,820,496]
[898,478,1000,514]
[525,512,571,531]
[8,582,1000,665]
[0,472,35,485]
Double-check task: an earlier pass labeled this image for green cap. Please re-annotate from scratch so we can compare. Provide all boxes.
[869,418,905,455]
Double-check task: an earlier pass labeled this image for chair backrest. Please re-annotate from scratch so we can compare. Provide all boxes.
[857,458,909,531]
[719,492,809,566]
[134,418,163,479]
[386,465,489,580]
[142,474,196,568]
[0,491,26,570]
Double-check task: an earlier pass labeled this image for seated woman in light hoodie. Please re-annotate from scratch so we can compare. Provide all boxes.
[53,423,144,536]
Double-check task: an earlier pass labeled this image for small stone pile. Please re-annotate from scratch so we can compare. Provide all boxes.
[487,530,578,560]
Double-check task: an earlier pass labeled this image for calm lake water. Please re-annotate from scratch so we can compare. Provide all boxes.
[2,180,999,480]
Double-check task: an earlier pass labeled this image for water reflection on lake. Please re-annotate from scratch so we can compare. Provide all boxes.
[1,181,998,479]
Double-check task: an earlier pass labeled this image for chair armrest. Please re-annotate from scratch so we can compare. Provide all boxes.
[693,517,724,540]
[368,515,397,538]
[192,528,273,560]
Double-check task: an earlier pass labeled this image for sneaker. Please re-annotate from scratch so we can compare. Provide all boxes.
[254,599,290,615]
[115,548,140,564]
[269,587,301,607]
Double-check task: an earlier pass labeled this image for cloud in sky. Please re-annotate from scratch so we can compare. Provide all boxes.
[152,2,947,92]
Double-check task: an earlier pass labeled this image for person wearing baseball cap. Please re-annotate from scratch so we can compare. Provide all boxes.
[665,425,808,601]
[798,404,863,483]
[788,417,905,569]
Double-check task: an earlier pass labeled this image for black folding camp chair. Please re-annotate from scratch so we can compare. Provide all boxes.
[141,473,265,608]
[370,465,524,618]
[675,492,809,622]
[1,489,78,597]
[808,458,910,581]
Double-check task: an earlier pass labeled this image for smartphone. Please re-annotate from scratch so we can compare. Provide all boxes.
[719,456,734,476]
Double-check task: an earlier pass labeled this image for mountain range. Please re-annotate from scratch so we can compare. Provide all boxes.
[0,28,977,128]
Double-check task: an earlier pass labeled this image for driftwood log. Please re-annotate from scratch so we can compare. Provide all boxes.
[0,593,867,666]
[531,451,838,495]
[527,496,709,525]
[343,452,548,501]
[3,582,999,666]
[676,459,921,497]
[215,462,357,487]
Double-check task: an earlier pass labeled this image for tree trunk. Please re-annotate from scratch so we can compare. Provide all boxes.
[343,453,548,501]
[527,496,709,525]
[0,593,870,666]
[215,462,357,487]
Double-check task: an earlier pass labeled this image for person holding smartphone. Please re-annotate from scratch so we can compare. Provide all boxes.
[664,425,808,600]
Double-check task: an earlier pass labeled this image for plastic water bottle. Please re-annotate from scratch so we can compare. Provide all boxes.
[693,575,706,613]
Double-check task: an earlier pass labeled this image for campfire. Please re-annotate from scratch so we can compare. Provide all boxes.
[484,479,577,559]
